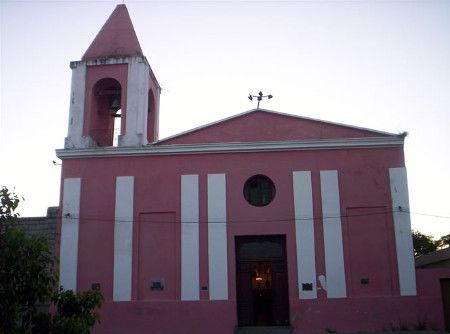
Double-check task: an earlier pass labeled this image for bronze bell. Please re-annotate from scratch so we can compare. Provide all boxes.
[110,96,121,111]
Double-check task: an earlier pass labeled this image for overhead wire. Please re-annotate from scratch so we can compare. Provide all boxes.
[59,207,450,224]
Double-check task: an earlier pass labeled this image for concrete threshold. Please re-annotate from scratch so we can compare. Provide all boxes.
[235,326,294,334]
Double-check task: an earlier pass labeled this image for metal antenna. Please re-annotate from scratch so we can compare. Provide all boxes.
[248,91,273,109]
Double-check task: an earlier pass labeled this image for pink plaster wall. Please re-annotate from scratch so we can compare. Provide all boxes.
[416,268,450,329]
[56,143,443,334]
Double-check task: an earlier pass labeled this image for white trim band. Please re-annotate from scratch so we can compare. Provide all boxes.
[57,137,404,159]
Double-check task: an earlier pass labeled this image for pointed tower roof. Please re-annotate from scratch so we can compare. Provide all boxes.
[82,5,143,61]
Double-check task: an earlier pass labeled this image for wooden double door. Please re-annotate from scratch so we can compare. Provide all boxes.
[236,235,290,327]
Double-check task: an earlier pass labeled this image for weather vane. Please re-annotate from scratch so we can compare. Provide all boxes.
[248,91,273,109]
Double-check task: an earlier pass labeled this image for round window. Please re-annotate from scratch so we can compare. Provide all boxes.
[243,175,275,207]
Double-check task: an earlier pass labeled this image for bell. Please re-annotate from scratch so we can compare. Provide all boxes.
[110,96,121,111]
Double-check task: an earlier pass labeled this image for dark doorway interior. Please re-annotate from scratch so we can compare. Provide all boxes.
[252,262,272,325]
[236,235,289,327]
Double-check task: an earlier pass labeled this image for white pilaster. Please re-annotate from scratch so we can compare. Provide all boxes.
[208,174,228,300]
[113,176,134,301]
[320,170,347,298]
[389,167,417,296]
[60,178,82,291]
[119,57,149,146]
[293,171,317,299]
[65,62,87,149]
[181,175,200,301]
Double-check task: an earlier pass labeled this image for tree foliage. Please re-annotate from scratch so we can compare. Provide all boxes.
[0,186,21,229]
[0,186,104,334]
[412,229,450,257]
[412,230,438,256]
[438,233,450,248]
[32,288,103,334]
[0,224,57,332]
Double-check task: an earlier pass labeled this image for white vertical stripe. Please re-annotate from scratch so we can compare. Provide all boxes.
[208,174,228,300]
[65,63,86,149]
[60,178,81,291]
[113,176,134,301]
[320,170,347,298]
[181,175,200,301]
[293,171,317,299]
[389,167,417,296]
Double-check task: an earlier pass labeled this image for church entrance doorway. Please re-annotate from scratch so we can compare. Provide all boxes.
[235,235,290,327]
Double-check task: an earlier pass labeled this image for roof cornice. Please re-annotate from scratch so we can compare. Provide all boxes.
[56,137,404,159]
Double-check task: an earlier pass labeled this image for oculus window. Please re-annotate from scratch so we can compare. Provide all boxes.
[243,175,275,207]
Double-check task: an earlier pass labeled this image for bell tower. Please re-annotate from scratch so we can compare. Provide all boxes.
[64,4,160,149]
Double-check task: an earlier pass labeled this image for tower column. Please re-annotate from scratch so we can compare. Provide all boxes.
[119,57,150,147]
[65,62,87,149]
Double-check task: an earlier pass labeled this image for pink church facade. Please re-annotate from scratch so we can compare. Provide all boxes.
[55,5,449,334]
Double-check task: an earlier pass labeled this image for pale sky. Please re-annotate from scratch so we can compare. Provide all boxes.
[1,0,449,239]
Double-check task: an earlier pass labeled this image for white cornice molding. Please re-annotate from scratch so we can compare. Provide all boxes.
[56,137,404,159]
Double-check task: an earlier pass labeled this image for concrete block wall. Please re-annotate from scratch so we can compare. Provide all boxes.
[16,206,59,252]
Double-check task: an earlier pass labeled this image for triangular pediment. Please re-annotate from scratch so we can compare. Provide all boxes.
[157,109,396,145]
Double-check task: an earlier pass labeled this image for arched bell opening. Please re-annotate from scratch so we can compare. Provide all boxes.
[147,88,156,143]
[89,78,122,147]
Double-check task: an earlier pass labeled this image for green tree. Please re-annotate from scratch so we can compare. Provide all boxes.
[412,229,438,256]
[0,186,21,229]
[0,186,103,334]
[437,233,450,249]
